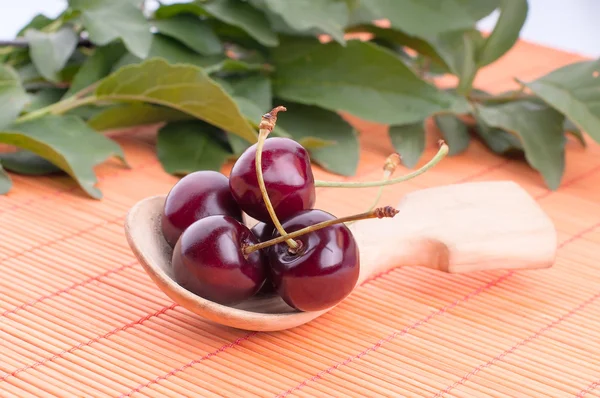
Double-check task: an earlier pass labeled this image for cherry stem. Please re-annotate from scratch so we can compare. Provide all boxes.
[243,206,399,255]
[368,153,401,212]
[314,142,449,188]
[255,106,298,250]
[345,153,401,227]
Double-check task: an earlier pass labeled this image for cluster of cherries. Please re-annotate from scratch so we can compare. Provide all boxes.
[160,106,448,312]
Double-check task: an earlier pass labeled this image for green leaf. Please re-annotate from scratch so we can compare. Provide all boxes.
[214,74,292,137]
[204,58,270,75]
[456,0,501,21]
[477,0,528,66]
[296,136,336,150]
[201,0,279,47]
[95,58,257,143]
[0,65,29,129]
[434,113,471,155]
[0,150,63,175]
[0,164,12,194]
[216,74,282,153]
[0,115,125,198]
[474,114,523,155]
[68,0,152,58]
[564,118,586,147]
[258,0,349,45]
[154,2,210,19]
[360,0,480,38]
[388,121,426,169]
[16,14,55,37]
[25,88,66,111]
[477,101,566,190]
[153,14,223,55]
[24,27,78,82]
[111,34,224,71]
[64,42,127,98]
[272,38,458,125]
[345,24,448,70]
[430,29,480,94]
[274,101,359,176]
[226,133,252,156]
[65,105,105,121]
[227,74,272,113]
[87,103,192,130]
[522,59,600,143]
[15,63,42,84]
[157,120,231,175]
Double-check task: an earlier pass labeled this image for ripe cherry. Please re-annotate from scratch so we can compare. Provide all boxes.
[250,222,277,294]
[229,137,316,224]
[161,170,243,248]
[172,215,266,305]
[250,221,275,243]
[267,209,360,312]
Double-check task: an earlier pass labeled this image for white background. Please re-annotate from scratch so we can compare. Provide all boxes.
[1,0,599,58]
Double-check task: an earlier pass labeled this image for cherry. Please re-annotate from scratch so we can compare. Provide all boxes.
[161,170,243,248]
[229,137,316,223]
[250,221,275,243]
[250,222,277,294]
[266,209,360,312]
[172,215,266,305]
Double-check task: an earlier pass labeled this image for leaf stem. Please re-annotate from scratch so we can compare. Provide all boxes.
[16,95,97,123]
[468,88,531,103]
[243,206,399,255]
[315,142,448,188]
[255,106,298,250]
[71,82,99,99]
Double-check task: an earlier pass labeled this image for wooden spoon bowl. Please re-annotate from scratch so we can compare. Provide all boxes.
[125,181,557,331]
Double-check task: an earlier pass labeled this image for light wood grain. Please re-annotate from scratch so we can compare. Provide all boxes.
[351,180,557,284]
[124,180,557,331]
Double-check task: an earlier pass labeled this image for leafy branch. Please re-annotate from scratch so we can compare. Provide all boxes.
[0,0,598,198]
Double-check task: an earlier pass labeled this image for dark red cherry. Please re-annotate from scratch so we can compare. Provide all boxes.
[172,215,266,305]
[250,221,275,243]
[267,209,360,312]
[161,170,243,248]
[250,222,277,295]
[229,137,316,223]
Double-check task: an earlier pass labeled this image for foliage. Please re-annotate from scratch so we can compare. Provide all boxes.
[0,0,597,197]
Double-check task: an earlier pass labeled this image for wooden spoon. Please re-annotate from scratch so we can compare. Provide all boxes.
[124,180,556,332]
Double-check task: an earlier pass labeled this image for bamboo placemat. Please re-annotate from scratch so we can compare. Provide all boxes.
[2,39,600,398]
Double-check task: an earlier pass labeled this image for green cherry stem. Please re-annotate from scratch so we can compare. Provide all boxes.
[345,153,401,227]
[368,153,401,212]
[314,142,449,189]
[255,106,298,250]
[243,206,399,255]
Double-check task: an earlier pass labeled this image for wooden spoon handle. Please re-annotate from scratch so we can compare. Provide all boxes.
[349,181,556,284]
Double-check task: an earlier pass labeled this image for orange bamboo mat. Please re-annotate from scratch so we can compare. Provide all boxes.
[2,39,600,398]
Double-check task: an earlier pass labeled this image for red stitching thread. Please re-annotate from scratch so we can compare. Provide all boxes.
[433,290,600,398]
[432,220,600,397]
[576,380,600,398]
[117,332,258,398]
[0,303,178,383]
[0,261,137,318]
[275,272,515,398]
